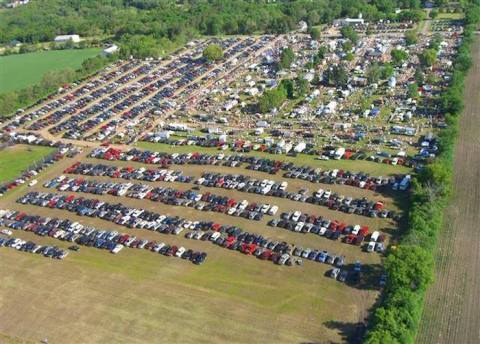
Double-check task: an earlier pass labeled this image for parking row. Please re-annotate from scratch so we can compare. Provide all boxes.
[64,162,193,183]
[0,210,206,264]
[43,176,278,222]
[183,227,347,268]
[268,210,385,253]
[16,192,358,270]
[0,235,68,259]
[89,148,402,193]
[196,172,395,219]
[26,60,146,131]
[90,37,278,143]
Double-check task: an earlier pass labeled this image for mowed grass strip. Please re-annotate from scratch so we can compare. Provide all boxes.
[0,229,375,343]
[0,145,55,183]
[0,48,101,93]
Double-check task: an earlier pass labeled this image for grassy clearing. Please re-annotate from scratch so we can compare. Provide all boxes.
[0,48,101,93]
[436,12,465,20]
[136,141,411,176]
[0,145,55,183]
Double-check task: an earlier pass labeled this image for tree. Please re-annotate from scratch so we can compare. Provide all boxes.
[384,246,433,292]
[414,67,424,84]
[295,77,309,97]
[367,63,382,83]
[279,47,295,70]
[342,40,353,52]
[324,64,348,87]
[408,82,419,98]
[317,46,328,60]
[258,86,287,113]
[405,30,417,45]
[344,52,354,61]
[309,27,321,40]
[430,33,442,51]
[381,64,394,79]
[391,49,408,66]
[429,9,439,19]
[120,35,162,58]
[203,44,224,62]
[419,49,437,68]
[340,26,358,44]
[280,79,295,99]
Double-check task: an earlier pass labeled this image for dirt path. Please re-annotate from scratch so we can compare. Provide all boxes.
[417,36,480,344]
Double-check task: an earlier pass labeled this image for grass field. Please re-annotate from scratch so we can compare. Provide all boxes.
[436,12,464,20]
[0,48,101,93]
[0,148,395,343]
[0,145,55,183]
[136,142,412,177]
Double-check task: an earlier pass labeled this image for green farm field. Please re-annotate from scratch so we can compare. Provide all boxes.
[0,145,55,183]
[0,48,101,93]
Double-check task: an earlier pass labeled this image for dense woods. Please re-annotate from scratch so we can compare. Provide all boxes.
[0,0,425,50]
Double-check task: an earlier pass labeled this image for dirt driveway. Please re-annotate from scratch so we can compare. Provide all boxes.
[417,35,480,344]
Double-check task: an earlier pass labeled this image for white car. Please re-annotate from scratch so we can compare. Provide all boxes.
[111,244,124,254]
[0,229,12,236]
[366,241,376,253]
[294,222,304,232]
[28,179,38,187]
[267,205,279,216]
[352,225,361,235]
[291,211,301,222]
[175,247,186,257]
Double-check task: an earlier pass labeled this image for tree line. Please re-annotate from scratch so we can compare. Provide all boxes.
[0,0,426,57]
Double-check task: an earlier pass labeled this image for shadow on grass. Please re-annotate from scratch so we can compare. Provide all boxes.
[321,320,367,344]
[324,262,384,291]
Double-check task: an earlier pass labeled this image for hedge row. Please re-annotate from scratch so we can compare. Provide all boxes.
[365,3,480,344]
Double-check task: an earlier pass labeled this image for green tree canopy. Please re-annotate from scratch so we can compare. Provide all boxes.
[203,44,224,62]
[279,47,295,70]
[391,49,408,66]
[419,49,437,68]
[340,26,358,44]
[258,86,287,113]
[324,64,348,87]
[405,30,418,45]
[309,27,321,40]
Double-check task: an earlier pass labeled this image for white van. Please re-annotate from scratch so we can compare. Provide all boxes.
[370,231,380,242]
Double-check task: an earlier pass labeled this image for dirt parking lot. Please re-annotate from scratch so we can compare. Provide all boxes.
[0,146,395,343]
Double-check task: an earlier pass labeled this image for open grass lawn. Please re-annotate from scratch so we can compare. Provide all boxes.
[136,141,412,177]
[0,48,101,93]
[436,12,464,20]
[0,145,55,183]
[0,148,390,343]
